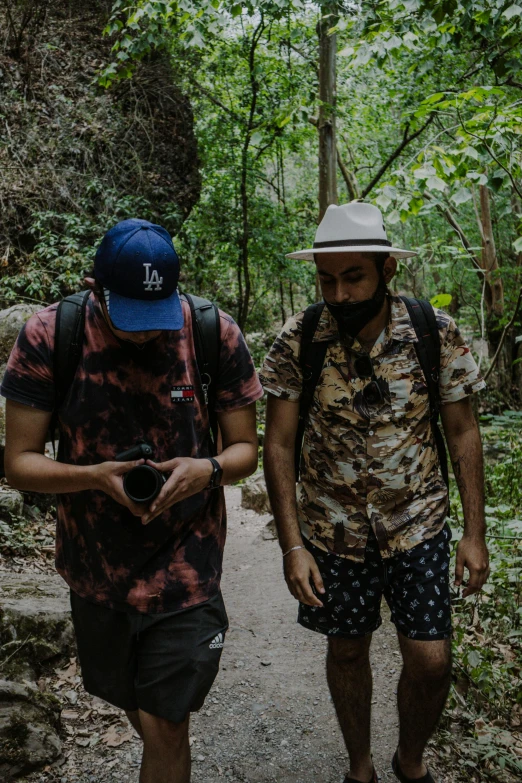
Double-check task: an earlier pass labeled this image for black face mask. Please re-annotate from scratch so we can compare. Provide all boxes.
[325,275,387,339]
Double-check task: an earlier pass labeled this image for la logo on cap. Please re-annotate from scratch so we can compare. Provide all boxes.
[143,263,163,291]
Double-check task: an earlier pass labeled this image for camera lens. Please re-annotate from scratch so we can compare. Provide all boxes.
[123,465,165,504]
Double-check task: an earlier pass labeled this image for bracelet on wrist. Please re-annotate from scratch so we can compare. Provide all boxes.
[282,544,305,558]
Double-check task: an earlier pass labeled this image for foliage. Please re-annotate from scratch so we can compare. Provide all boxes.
[0,0,200,308]
[0,508,54,558]
[0,189,180,304]
[99,0,307,86]
[441,412,522,780]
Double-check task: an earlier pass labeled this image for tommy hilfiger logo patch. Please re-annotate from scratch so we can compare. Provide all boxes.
[171,386,195,403]
[209,632,224,649]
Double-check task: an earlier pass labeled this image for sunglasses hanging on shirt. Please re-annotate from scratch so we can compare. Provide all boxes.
[353,353,384,406]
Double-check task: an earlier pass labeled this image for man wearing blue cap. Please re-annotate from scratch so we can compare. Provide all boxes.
[2,218,263,782]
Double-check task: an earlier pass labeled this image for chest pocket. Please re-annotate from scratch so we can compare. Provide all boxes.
[386,344,430,422]
[313,350,360,420]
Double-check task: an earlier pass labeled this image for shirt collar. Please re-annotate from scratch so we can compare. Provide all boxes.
[311,294,418,346]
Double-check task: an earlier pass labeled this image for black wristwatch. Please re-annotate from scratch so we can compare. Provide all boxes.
[206,457,223,489]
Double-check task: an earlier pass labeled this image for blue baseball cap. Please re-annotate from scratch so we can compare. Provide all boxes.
[94,218,184,332]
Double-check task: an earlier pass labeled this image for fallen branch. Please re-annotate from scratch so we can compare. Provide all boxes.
[484,286,522,382]
[0,634,36,668]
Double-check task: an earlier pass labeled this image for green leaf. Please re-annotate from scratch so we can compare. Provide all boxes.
[430,294,452,309]
[451,187,472,205]
[462,146,480,160]
[424,92,445,104]
[514,237,522,253]
[503,5,522,21]
[413,164,436,179]
[426,175,446,192]
[467,649,481,668]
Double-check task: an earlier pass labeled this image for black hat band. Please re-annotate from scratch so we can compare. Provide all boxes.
[313,239,392,248]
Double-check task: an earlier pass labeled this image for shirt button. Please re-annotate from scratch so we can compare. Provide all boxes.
[368,430,374,436]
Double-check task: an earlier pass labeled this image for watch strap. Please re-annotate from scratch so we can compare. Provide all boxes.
[206,457,222,489]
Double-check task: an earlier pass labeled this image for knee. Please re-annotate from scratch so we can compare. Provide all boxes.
[140,710,189,748]
[404,650,452,684]
[328,636,371,667]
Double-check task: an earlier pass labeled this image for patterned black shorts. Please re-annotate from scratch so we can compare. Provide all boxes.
[298,524,452,640]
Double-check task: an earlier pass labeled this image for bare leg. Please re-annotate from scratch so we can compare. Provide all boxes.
[138,710,191,783]
[125,709,144,740]
[396,633,452,778]
[326,635,374,782]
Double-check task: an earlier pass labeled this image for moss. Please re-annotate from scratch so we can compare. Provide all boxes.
[0,711,31,768]
[0,605,73,678]
[32,690,61,729]
[4,714,30,744]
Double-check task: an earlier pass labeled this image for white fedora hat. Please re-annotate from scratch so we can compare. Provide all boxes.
[286,202,417,261]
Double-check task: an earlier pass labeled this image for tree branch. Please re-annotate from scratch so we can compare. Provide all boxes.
[189,78,243,123]
[425,193,483,273]
[336,146,359,200]
[281,39,319,76]
[361,114,435,198]
[504,78,522,91]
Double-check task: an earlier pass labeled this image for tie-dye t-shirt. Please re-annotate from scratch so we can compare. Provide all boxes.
[1,294,263,613]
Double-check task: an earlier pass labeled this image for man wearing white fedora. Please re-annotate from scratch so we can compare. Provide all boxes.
[261,203,489,783]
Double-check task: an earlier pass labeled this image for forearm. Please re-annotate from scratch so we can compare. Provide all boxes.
[446,420,485,538]
[6,451,97,494]
[216,441,258,485]
[263,440,302,552]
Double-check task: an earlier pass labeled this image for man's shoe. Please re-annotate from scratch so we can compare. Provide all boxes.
[343,768,378,783]
[391,750,435,783]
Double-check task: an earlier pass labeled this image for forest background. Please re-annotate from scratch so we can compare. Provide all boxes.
[0,0,522,780]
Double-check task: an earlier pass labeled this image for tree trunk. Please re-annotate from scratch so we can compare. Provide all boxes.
[480,185,510,398]
[317,3,338,221]
[480,185,504,318]
[279,279,286,325]
[236,18,264,330]
[316,3,339,300]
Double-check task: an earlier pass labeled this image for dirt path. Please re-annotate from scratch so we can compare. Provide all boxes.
[22,487,445,783]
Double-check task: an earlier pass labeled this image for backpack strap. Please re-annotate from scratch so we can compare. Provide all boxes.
[400,296,449,486]
[295,302,328,480]
[182,293,221,454]
[51,290,90,449]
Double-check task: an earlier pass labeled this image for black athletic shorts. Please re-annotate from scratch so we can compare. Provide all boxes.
[298,524,452,641]
[70,590,228,724]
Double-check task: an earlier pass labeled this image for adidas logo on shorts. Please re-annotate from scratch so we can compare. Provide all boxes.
[209,632,224,649]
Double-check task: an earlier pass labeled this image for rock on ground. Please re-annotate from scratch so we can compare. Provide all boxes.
[0,573,75,682]
[0,489,24,520]
[0,680,62,781]
[0,574,74,778]
[241,473,271,515]
[0,306,41,364]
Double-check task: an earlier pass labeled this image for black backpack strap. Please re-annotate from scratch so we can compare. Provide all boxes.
[295,302,328,480]
[51,290,90,448]
[182,293,221,453]
[400,296,449,486]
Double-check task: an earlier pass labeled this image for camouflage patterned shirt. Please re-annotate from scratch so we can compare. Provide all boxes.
[260,295,485,561]
[2,294,263,613]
